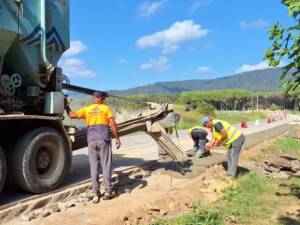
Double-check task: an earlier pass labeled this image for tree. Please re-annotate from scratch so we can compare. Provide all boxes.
[265,0,300,93]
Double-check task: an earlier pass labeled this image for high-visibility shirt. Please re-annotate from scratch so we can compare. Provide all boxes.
[188,126,205,134]
[188,126,208,146]
[76,104,113,142]
[212,119,242,149]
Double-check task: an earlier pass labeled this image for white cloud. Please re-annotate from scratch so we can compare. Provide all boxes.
[137,20,209,54]
[138,0,167,17]
[64,58,83,67]
[198,66,212,73]
[189,0,214,13]
[59,40,97,78]
[240,19,269,29]
[117,58,128,65]
[236,61,286,73]
[140,57,170,72]
[59,58,97,78]
[64,40,88,57]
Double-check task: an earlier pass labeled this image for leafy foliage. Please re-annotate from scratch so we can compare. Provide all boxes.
[196,102,215,116]
[265,0,300,93]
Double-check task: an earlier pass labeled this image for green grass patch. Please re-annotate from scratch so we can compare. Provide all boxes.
[273,138,300,154]
[149,172,300,225]
[216,111,269,125]
[249,137,300,163]
[150,203,224,225]
[222,172,275,224]
[174,104,270,129]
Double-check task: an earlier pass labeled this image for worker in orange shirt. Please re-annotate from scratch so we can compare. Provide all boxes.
[67,92,121,203]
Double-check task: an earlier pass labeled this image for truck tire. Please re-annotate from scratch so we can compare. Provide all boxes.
[0,145,7,192]
[12,127,71,193]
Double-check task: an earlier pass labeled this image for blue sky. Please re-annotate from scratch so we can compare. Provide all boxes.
[59,0,292,91]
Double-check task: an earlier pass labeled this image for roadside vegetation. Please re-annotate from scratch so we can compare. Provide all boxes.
[250,136,300,162]
[174,104,270,129]
[64,89,289,129]
[150,136,300,225]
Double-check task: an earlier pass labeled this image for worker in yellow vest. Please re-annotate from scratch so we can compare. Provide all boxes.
[188,126,210,157]
[202,116,245,178]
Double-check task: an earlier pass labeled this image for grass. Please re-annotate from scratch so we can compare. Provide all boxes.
[150,203,224,225]
[174,104,271,129]
[150,172,274,225]
[222,173,274,224]
[63,98,270,130]
[249,137,300,163]
[216,111,270,125]
[150,134,300,225]
[273,138,300,154]
[150,172,300,225]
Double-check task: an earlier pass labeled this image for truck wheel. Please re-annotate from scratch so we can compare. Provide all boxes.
[0,145,7,192]
[12,127,71,193]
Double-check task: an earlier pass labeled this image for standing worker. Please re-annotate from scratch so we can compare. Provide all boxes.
[188,126,210,157]
[202,116,245,179]
[66,92,121,203]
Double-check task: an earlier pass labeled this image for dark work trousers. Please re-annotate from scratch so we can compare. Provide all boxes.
[191,129,208,152]
[227,134,245,177]
[88,140,112,195]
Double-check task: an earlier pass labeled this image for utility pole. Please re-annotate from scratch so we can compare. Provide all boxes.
[256,96,259,111]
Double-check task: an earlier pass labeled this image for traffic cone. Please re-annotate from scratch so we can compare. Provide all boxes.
[241,120,248,128]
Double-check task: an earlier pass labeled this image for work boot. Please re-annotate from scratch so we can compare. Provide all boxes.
[92,193,100,204]
[195,149,205,158]
[204,150,211,157]
[103,190,116,200]
[225,172,235,180]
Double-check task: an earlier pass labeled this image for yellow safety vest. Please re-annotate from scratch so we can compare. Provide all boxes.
[188,126,203,134]
[212,119,242,149]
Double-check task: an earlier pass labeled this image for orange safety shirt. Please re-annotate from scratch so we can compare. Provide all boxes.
[76,104,113,142]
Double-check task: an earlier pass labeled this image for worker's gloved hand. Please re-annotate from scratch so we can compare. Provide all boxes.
[116,138,121,149]
[215,140,222,147]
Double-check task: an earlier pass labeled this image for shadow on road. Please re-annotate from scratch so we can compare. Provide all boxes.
[0,153,155,206]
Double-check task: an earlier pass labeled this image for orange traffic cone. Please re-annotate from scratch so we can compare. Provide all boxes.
[241,120,248,128]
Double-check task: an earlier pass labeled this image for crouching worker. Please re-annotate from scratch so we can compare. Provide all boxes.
[188,126,210,158]
[202,116,245,179]
[66,92,121,203]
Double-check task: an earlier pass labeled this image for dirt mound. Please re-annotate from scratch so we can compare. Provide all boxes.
[14,165,231,225]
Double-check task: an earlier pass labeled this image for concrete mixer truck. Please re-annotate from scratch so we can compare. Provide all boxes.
[0,0,185,194]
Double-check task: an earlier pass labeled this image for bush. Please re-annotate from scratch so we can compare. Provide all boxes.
[196,102,215,116]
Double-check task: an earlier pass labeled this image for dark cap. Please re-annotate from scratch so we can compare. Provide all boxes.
[201,116,211,126]
[93,91,105,98]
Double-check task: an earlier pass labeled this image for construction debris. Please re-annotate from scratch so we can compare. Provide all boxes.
[251,155,300,179]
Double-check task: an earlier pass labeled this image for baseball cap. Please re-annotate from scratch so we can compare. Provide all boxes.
[202,116,211,126]
[93,91,105,98]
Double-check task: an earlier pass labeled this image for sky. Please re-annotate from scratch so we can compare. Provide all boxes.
[59,0,293,91]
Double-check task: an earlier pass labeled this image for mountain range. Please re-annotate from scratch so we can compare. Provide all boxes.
[110,68,283,94]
